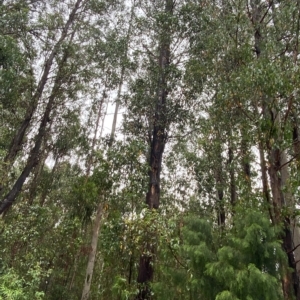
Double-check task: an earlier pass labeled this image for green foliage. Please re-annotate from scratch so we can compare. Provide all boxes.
[181,207,285,300]
[0,265,45,300]
[1,0,300,299]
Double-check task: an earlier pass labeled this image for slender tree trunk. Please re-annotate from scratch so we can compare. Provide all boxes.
[228,144,237,207]
[81,202,103,300]
[99,96,109,143]
[281,147,300,281]
[80,3,137,299]
[27,113,56,205]
[80,86,108,299]
[263,103,300,299]
[240,135,251,188]
[86,81,108,176]
[110,67,124,142]
[214,135,225,226]
[80,67,130,299]
[110,0,135,142]
[27,143,49,205]
[292,113,300,162]
[258,140,274,224]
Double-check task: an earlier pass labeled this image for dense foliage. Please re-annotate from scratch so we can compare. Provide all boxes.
[1,0,300,299]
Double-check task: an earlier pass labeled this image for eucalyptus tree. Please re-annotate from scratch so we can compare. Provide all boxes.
[0,1,33,194]
[207,0,300,298]
[2,0,300,299]
[245,1,300,297]
[168,0,300,299]
[123,0,174,297]
[80,2,140,299]
[0,0,89,214]
[123,0,199,297]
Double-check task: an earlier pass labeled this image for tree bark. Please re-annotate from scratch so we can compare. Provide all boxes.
[110,0,135,142]
[0,32,76,214]
[214,136,225,226]
[228,145,237,207]
[258,140,274,224]
[80,3,137,299]
[136,1,173,298]
[240,135,251,188]
[27,143,49,205]
[3,0,84,167]
[86,80,108,177]
[249,1,300,298]
[81,203,103,300]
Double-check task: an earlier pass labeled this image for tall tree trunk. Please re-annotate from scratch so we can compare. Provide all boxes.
[80,86,108,300]
[136,1,173,299]
[258,140,274,224]
[240,134,251,188]
[292,113,300,162]
[263,101,300,300]
[228,144,237,207]
[214,133,225,226]
[0,33,76,214]
[4,0,84,166]
[27,142,49,205]
[110,0,135,142]
[86,80,108,177]
[81,202,103,300]
[250,1,300,297]
[80,3,137,299]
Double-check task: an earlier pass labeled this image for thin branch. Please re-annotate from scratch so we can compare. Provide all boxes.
[168,128,199,140]
[279,156,296,170]
[288,243,300,254]
[238,106,255,122]
[167,244,187,269]
[260,1,273,24]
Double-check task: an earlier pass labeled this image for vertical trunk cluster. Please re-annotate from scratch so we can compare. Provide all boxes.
[0,0,85,214]
[250,1,300,298]
[80,3,137,299]
[136,1,173,299]
[80,80,108,300]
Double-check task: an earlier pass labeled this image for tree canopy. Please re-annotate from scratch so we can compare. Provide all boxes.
[1,0,300,299]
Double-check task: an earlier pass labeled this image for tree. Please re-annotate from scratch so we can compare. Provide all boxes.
[2,0,300,299]
[0,0,88,214]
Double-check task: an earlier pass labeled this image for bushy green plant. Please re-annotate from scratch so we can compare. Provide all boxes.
[0,264,45,300]
[181,207,285,300]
